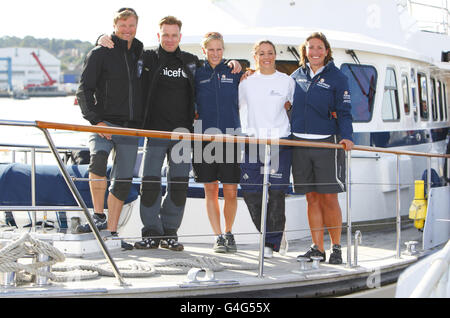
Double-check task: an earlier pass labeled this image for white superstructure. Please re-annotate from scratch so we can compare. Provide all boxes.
[0,47,61,90]
[134,0,450,243]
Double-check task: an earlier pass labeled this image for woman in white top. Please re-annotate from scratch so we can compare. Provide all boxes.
[239,40,295,258]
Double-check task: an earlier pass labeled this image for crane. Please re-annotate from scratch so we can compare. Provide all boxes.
[24,51,57,89]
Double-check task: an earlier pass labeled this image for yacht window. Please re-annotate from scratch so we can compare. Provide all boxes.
[444,83,448,120]
[411,68,418,122]
[234,59,250,71]
[340,63,377,122]
[401,73,410,115]
[437,80,444,121]
[431,78,438,121]
[276,60,299,75]
[382,67,400,121]
[417,73,429,120]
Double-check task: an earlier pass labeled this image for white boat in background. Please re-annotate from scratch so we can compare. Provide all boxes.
[0,0,449,298]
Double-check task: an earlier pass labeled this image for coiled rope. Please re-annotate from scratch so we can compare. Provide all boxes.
[1,234,258,283]
[0,233,65,282]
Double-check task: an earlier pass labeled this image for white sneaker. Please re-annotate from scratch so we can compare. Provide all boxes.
[264,246,274,258]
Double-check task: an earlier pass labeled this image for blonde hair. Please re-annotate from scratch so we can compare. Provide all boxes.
[114,8,138,25]
[201,32,224,49]
[159,16,182,30]
[299,32,333,67]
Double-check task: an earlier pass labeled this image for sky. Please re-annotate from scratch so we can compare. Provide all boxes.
[1,0,236,44]
[1,0,448,45]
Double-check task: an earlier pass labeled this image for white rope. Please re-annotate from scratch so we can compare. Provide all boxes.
[0,233,65,282]
[52,256,258,279]
[0,234,258,282]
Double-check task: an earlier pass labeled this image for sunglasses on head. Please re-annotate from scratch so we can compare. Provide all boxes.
[117,7,137,14]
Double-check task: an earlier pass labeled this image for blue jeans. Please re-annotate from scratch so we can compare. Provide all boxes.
[139,138,191,239]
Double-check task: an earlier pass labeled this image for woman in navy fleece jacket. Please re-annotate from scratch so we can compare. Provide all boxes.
[290,32,354,265]
[193,32,243,253]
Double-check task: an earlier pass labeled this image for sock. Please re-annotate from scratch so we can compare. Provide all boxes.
[94,213,106,220]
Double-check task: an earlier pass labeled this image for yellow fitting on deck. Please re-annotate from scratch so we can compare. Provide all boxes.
[409,180,427,230]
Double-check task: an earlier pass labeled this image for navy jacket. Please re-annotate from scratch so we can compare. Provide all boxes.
[290,61,353,141]
[195,60,242,134]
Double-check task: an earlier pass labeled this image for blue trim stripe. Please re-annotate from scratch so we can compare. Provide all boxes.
[354,127,449,148]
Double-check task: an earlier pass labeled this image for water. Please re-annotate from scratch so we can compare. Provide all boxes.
[0,96,90,164]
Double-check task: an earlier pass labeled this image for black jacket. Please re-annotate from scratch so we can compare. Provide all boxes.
[141,46,200,131]
[76,35,144,128]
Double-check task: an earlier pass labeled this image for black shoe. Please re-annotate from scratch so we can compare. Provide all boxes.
[224,232,237,252]
[121,240,134,251]
[213,235,227,253]
[134,238,159,249]
[110,232,134,251]
[160,238,184,251]
[329,244,343,264]
[76,213,107,233]
[297,244,326,262]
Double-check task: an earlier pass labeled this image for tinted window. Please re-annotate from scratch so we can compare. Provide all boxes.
[340,63,377,122]
[437,80,444,121]
[411,68,418,122]
[401,74,410,115]
[418,73,429,120]
[431,78,438,121]
[382,68,400,121]
[276,60,299,75]
[444,83,448,120]
[235,59,250,71]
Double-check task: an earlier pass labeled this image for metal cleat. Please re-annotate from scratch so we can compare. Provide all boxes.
[404,241,419,255]
[70,217,80,234]
[0,270,16,288]
[311,256,322,269]
[33,254,52,286]
[296,257,309,271]
[185,268,216,284]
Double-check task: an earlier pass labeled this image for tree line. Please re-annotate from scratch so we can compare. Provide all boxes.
[0,36,94,72]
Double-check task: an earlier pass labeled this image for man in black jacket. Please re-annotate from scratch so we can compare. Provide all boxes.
[75,8,143,247]
[133,16,200,251]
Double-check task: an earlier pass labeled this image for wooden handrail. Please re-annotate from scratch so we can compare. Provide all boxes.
[35,120,450,159]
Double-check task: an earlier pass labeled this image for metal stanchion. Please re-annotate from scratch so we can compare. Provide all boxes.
[258,144,271,278]
[39,127,128,287]
[396,155,401,259]
[346,150,352,267]
[31,147,36,232]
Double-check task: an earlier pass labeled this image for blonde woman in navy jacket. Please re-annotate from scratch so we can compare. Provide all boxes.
[193,32,243,253]
[290,32,354,265]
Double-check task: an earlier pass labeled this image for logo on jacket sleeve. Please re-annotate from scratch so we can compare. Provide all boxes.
[187,62,196,77]
[343,90,351,103]
[137,60,143,77]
